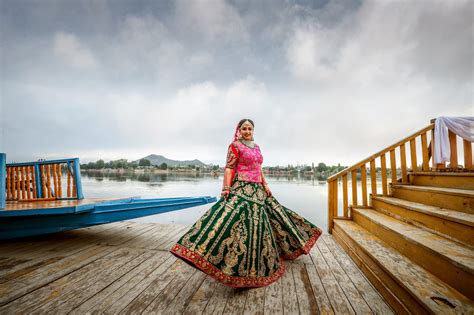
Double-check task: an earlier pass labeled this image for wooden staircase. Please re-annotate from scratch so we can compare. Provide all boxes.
[327,119,474,314]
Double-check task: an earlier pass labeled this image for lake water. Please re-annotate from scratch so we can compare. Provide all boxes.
[81,172,330,231]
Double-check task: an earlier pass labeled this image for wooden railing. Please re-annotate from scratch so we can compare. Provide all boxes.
[327,119,473,233]
[1,155,83,208]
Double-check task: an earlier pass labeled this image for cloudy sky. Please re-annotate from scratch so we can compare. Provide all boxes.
[1,0,472,166]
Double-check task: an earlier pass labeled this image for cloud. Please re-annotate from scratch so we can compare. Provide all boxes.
[53,32,98,69]
[2,0,472,166]
[174,0,249,43]
[285,0,473,86]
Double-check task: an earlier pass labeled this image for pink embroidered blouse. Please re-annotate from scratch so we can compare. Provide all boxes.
[225,140,263,183]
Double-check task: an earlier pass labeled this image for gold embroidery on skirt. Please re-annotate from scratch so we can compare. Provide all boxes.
[249,203,259,277]
[205,201,247,259]
[197,200,236,255]
[181,206,215,249]
[193,197,231,248]
[238,212,249,277]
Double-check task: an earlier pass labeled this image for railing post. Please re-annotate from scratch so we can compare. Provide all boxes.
[73,158,84,199]
[1,153,6,209]
[34,164,43,198]
[328,180,334,233]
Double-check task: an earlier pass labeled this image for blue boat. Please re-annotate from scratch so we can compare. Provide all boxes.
[0,153,216,240]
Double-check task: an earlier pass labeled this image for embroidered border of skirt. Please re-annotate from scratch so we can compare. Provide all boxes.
[281,227,322,260]
[169,226,322,288]
[170,243,286,288]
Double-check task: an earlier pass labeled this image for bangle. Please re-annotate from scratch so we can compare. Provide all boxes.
[223,185,231,190]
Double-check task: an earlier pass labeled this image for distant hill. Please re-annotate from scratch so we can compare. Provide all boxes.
[139,154,208,167]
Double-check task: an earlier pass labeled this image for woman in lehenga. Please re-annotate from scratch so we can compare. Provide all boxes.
[170,119,322,288]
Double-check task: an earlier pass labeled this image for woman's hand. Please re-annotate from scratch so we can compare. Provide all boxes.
[221,185,231,200]
[263,184,272,198]
[221,189,230,200]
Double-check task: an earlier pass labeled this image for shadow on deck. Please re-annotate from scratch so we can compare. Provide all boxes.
[0,221,392,314]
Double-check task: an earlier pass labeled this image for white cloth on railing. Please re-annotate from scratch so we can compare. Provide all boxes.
[434,116,474,164]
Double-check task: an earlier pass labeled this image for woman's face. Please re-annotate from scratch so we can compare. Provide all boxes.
[240,121,254,140]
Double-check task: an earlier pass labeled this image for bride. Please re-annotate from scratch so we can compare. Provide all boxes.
[170,118,322,288]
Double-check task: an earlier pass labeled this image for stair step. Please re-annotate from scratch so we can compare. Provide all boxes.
[333,219,474,314]
[409,171,474,190]
[352,208,474,300]
[391,184,474,214]
[372,195,474,246]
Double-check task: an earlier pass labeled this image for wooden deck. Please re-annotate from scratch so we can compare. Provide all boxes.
[0,221,393,314]
[3,198,114,211]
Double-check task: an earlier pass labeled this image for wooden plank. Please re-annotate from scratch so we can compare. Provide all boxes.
[317,238,372,314]
[52,164,58,199]
[147,224,186,250]
[20,166,26,200]
[400,143,407,183]
[0,242,98,279]
[202,284,232,315]
[67,165,71,197]
[334,220,474,313]
[6,167,11,200]
[99,222,156,246]
[280,262,299,314]
[161,269,207,314]
[143,262,199,313]
[305,258,334,314]
[292,261,320,314]
[30,166,37,199]
[370,160,377,202]
[449,130,458,168]
[28,249,151,313]
[410,138,418,171]
[361,164,367,206]
[322,236,394,314]
[46,164,52,198]
[84,254,177,314]
[464,140,473,169]
[380,154,388,196]
[421,132,429,171]
[263,277,283,315]
[10,167,15,200]
[0,245,118,308]
[120,259,193,314]
[121,223,172,248]
[309,245,355,314]
[243,286,265,315]
[69,251,170,313]
[184,276,219,314]
[0,223,120,258]
[351,170,357,207]
[57,164,62,197]
[342,174,348,217]
[158,224,191,250]
[328,180,334,233]
[25,166,31,199]
[333,179,338,219]
[389,149,397,185]
[223,286,248,315]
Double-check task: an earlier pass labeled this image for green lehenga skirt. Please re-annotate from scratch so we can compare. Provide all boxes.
[169,179,322,288]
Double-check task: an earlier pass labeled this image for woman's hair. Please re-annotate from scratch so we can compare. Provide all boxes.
[237,119,255,128]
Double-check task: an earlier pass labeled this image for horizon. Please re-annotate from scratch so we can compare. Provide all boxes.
[1,0,472,165]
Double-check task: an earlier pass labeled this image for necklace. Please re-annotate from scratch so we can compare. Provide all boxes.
[239,139,255,148]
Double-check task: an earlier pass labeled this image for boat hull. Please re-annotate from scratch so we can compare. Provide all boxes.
[0,196,216,240]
